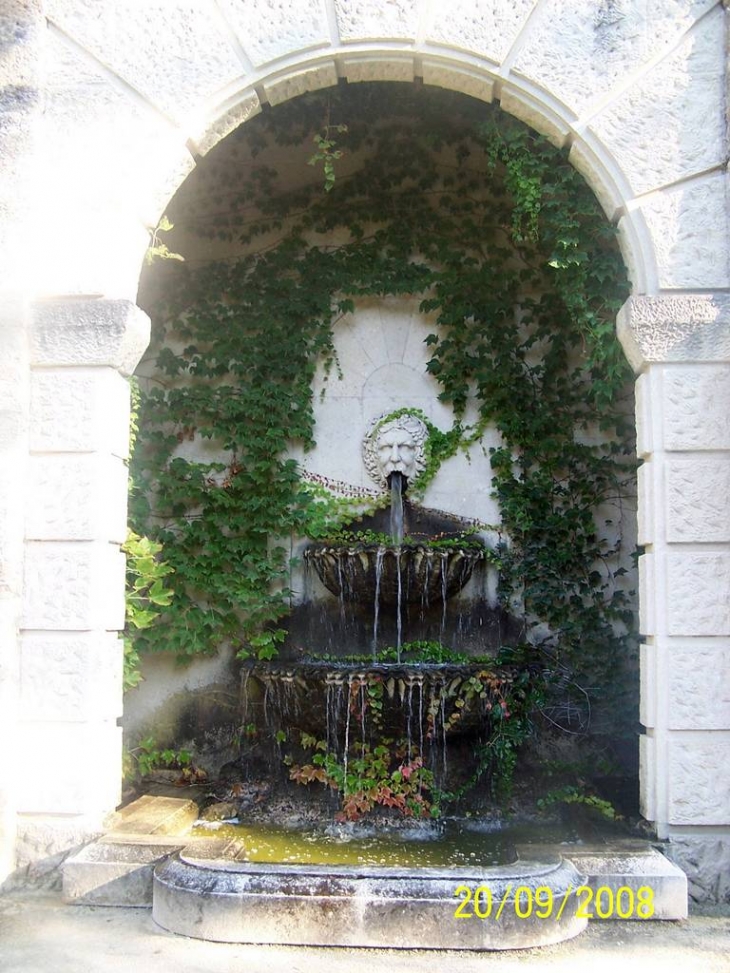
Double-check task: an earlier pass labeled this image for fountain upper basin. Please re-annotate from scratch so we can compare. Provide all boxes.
[304,543,484,605]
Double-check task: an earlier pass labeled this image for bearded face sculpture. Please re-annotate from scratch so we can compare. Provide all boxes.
[362,413,428,488]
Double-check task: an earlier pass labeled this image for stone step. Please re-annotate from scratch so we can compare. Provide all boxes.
[63,839,185,906]
[104,794,199,837]
[517,841,688,920]
[63,795,199,906]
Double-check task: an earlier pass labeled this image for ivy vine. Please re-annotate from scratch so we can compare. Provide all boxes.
[132,84,636,737]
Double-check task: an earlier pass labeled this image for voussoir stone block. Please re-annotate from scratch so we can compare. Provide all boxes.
[667,643,730,730]
[31,300,150,376]
[335,0,419,41]
[25,454,128,543]
[341,57,415,83]
[666,552,730,636]
[502,86,572,148]
[21,541,125,631]
[661,364,730,451]
[217,0,330,67]
[668,736,730,824]
[421,61,494,103]
[42,30,193,227]
[618,295,730,370]
[46,0,243,121]
[587,7,725,197]
[513,0,716,117]
[427,0,535,66]
[192,92,261,158]
[636,171,730,290]
[665,456,730,543]
[30,368,131,457]
[263,63,338,107]
[19,632,123,723]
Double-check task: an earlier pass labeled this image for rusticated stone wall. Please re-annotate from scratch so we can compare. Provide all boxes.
[0,0,727,898]
[0,0,42,885]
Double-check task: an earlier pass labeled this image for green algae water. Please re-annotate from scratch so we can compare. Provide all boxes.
[192,819,576,868]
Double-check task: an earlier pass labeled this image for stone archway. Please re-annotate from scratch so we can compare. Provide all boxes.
[1,0,728,899]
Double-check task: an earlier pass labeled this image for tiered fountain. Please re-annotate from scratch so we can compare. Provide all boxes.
[153,412,587,948]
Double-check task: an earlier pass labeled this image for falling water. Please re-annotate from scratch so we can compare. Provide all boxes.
[372,547,384,659]
[360,679,367,749]
[343,676,352,786]
[440,550,449,639]
[395,548,403,660]
[406,680,414,760]
[389,471,405,546]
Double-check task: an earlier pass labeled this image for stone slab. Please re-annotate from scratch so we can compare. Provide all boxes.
[104,795,199,837]
[19,632,122,723]
[661,363,730,452]
[15,723,122,816]
[63,840,182,906]
[618,295,730,369]
[668,737,730,825]
[31,300,150,377]
[556,844,688,920]
[666,833,730,904]
[29,367,131,457]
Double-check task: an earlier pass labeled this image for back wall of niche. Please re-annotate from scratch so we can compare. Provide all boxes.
[126,83,638,797]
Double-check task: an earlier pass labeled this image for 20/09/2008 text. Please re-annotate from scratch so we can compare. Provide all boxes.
[453,884,655,920]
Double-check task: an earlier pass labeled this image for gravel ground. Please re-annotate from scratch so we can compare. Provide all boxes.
[1,893,729,973]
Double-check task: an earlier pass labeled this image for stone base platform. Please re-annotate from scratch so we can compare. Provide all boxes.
[62,797,689,949]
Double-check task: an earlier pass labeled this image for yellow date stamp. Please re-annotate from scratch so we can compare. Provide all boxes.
[453,884,655,920]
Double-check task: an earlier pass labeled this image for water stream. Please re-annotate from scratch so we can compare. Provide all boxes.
[388,471,405,546]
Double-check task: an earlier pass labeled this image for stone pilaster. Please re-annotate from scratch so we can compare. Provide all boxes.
[12,298,149,872]
[619,295,730,899]
[0,0,44,885]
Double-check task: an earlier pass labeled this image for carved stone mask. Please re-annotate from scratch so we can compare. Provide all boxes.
[362,413,428,487]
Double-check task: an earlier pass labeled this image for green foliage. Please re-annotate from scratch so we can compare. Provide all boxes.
[144,215,185,265]
[288,735,438,822]
[308,123,349,191]
[123,735,202,785]
[318,526,486,551]
[537,784,619,821]
[281,646,545,806]
[133,84,636,737]
[122,530,174,690]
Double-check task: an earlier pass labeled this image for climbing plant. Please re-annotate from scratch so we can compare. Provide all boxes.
[132,83,636,736]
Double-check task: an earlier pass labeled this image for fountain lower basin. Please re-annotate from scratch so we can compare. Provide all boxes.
[63,795,690,934]
[153,845,587,948]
